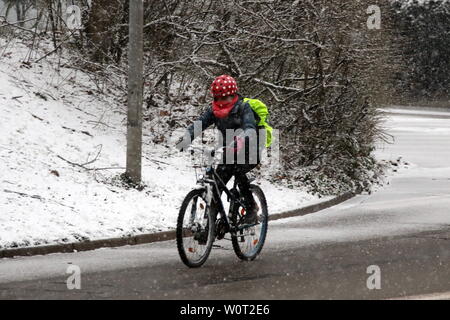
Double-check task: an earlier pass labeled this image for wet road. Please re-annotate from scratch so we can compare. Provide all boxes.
[1,107,449,300]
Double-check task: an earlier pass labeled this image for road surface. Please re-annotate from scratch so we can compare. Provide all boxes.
[1,107,449,300]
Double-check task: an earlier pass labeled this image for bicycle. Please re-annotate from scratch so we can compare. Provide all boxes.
[176,146,269,268]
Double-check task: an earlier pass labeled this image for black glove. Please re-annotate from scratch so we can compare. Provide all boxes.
[175,135,191,152]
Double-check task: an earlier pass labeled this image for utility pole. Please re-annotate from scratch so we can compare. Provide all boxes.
[126,0,144,184]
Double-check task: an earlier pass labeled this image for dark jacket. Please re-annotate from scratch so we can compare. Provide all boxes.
[187,96,258,146]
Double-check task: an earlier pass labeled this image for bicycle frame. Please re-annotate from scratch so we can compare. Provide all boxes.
[178,148,268,268]
[189,146,255,235]
[199,165,251,235]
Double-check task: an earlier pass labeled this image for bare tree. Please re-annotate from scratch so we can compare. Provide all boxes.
[13,0,397,193]
[85,0,127,63]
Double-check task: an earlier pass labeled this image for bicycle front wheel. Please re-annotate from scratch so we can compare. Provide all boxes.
[232,185,268,261]
[176,189,215,268]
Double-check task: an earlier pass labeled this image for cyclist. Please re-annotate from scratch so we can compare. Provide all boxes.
[176,75,265,224]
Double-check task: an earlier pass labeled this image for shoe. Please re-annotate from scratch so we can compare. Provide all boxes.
[242,202,259,225]
[194,228,208,245]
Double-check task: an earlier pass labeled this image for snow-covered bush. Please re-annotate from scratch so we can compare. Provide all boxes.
[130,0,396,195]
[2,0,399,195]
[390,0,450,100]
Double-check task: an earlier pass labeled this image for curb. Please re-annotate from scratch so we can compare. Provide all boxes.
[269,191,356,221]
[0,191,358,259]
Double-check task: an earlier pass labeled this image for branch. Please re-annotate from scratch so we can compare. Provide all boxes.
[191,57,230,69]
[221,43,243,77]
[55,145,103,170]
[4,189,77,211]
[252,78,305,93]
[35,29,78,63]
[241,30,324,48]
[0,16,39,35]
[266,87,285,103]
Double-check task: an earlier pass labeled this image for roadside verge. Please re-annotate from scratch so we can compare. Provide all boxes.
[0,192,358,259]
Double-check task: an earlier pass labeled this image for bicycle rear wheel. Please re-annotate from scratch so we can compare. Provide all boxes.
[176,189,215,268]
[232,185,268,261]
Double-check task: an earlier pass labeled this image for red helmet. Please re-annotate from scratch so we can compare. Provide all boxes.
[211,75,238,98]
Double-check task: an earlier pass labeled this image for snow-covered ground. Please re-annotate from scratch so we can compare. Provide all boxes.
[383,107,450,117]
[0,40,324,249]
[1,104,449,286]
[376,108,450,168]
[267,106,450,245]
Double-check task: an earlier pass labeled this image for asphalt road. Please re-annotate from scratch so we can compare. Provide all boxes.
[1,229,449,300]
[0,107,449,300]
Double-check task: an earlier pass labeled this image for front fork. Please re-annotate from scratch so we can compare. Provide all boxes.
[206,181,237,236]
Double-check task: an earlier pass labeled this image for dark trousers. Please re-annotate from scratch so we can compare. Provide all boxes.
[216,163,258,206]
[216,132,265,207]
[215,136,264,207]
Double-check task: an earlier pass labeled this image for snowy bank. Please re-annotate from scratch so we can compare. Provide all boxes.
[0,40,323,250]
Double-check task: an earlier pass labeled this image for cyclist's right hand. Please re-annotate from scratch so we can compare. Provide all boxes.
[175,136,191,152]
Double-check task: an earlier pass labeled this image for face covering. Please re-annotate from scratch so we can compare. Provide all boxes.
[212,94,239,119]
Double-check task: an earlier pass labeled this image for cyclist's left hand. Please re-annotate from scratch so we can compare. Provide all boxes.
[227,136,244,153]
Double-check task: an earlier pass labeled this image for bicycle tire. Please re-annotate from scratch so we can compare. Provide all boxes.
[176,189,215,268]
[232,184,268,261]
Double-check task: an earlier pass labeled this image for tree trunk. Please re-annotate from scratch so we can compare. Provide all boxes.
[125,0,144,185]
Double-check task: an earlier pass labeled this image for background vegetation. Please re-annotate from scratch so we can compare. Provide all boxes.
[1,0,448,194]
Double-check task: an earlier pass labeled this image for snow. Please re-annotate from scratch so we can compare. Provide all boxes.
[393,0,450,8]
[268,105,450,246]
[383,113,450,135]
[383,107,450,117]
[0,39,321,250]
[376,107,450,169]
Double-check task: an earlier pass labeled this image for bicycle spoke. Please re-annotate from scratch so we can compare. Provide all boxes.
[232,186,268,259]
